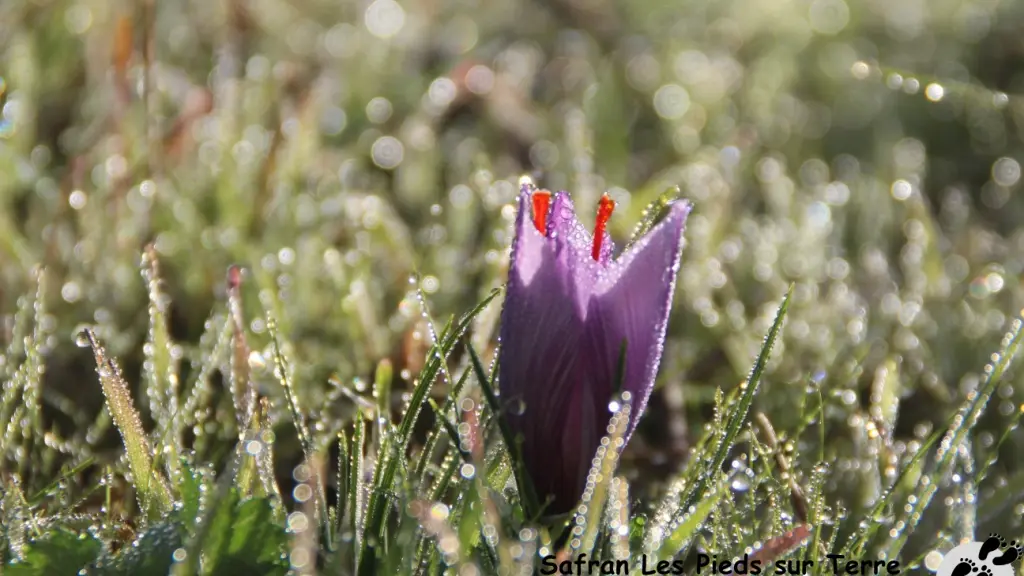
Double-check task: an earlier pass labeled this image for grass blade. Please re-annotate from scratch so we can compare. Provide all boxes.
[358,288,500,572]
[678,285,792,516]
[468,343,540,519]
[881,310,1024,558]
[140,245,180,483]
[568,393,631,558]
[85,329,172,518]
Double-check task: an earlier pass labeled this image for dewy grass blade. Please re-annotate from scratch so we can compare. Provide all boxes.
[176,311,232,446]
[140,246,180,481]
[569,394,631,558]
[227,265,256,435]
[413,365,471,487]
[606,476,630,561]
[358,289,499,572]
[840,427,942,557]
[0,364,26,455]
[625,187,682,251]
[266,314,333,546]
[647,391,726,553]
[0,270,34,383]
[435,404,473,464]
[85,329,172,518]
[654,475,726,560]
[411,272,455,393]
[22,267,46,464]
[468,343,540,519]
[2,477,28,561]
[974,394,1024,488]
[880,309,1024,558]
[351,415,366,572]
[235,399,273,500]
[678,285,792,517]
[429,451,460,502]
[564,342,630,559]
[266,315,314,460]
[374,358,393,433]
[935,311,1024,478]
[336,430,349,539]
[844,310,1024,558]
[27,457,95,506]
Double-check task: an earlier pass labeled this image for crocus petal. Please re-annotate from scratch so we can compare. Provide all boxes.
[500,185,590,513]
[499,185,691,515]
[589,200,692,438]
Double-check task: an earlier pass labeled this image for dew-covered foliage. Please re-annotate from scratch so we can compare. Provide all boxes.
[2,0,1024,573]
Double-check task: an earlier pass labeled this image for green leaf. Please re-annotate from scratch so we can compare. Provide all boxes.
[5,530,101,576]
[655,477,726,558]
[201,490,288,576]
[456,479,482,552]
[220,499,289,574]
[175,459,205,533]
[96,521,184,576]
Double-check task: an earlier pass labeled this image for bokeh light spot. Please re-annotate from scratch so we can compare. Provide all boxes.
[365,0,405,39]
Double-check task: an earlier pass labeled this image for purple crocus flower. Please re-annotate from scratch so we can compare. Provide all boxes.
[498,181,691,515]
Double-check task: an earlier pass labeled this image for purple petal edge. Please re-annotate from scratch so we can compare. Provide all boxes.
[599,199,692,440]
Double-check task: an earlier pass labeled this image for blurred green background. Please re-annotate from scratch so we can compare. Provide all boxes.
[2,0,1024,559]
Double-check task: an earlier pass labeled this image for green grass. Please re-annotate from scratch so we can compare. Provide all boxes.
[2,0,1024,573]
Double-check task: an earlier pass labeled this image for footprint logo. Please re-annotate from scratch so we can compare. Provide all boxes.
[938,534,1021,576]
[979,534,1005,561]
[992,541,1023,567]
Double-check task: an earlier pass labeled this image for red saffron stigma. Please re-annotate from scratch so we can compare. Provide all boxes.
[592,194,616,261]
[531,190,552,234]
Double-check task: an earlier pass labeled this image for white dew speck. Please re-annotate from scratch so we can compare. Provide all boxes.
[924,83,945,102]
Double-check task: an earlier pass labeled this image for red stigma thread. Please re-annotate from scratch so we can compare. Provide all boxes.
[531,190,552,234]
[592,194,616,261]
